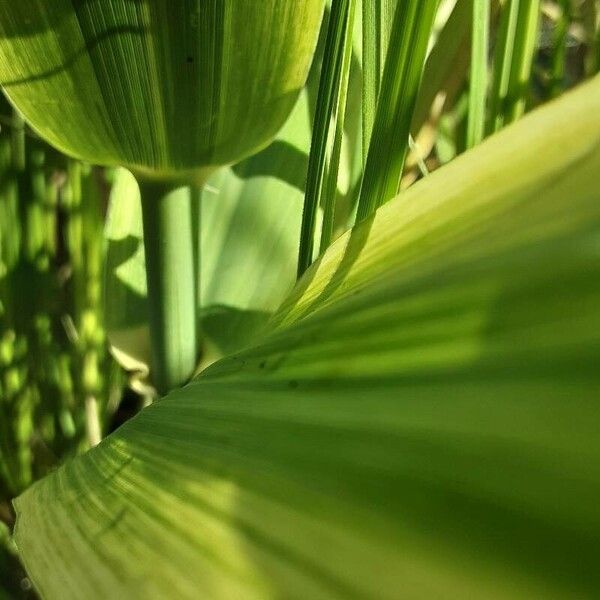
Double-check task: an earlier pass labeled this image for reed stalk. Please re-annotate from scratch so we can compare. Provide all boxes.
[139,181,198,394]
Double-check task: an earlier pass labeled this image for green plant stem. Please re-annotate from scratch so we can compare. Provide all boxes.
[489,0,520,133]
[356,0,439,222]
[319,0,357,254]
[581,0,599,75]
[362,0,397,163]
[297,0,355,277]
[139,180,198,395]
[467,0,490,148]
[191,186,202,340]
[10,110,25,172]
[550,0,570,98]
[489,0,540,132]
[506,0,540,122]
[85,395,101,448]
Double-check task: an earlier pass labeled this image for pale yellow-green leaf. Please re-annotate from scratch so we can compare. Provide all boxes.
[0,1,325,180]
[14,77,600,599]
[104,52,362,375]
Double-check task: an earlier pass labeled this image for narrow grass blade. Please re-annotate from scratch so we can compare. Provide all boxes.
[411,0,472,136]
[356,1,440,221]
[319,1,358,254]
[298,0,357,277]
[549,0,571,98]
[361,0,397,163]
[489,0,541,132]
[581,0,599,75]
[467,0,490,148]
[489,0,520,133]
[506,0,541,121]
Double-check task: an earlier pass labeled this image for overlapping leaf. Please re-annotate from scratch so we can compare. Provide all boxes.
[104,96,310,374]
[105,79,361,376]
[0,0,324,177]
[14,77,600,599]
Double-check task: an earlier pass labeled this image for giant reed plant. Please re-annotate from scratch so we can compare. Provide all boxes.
[0,1,324,394]
[1,1,600,598]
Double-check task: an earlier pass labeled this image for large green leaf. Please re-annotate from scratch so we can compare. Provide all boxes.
[0,1,324,179]
[14,77,600,598]
[104,34,363,378]
[105,91,311,374]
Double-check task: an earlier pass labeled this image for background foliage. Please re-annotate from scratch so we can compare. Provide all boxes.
[1,0,599,597]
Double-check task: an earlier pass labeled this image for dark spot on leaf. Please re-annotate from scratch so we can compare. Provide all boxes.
[289,380,299,389]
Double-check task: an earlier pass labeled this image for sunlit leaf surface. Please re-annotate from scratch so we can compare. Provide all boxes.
[104,49,362,373]
[0,0,324,177]
[12,76,600,599]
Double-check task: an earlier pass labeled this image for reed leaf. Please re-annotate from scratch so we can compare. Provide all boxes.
[0,0,327,392]
[361,0,397,162]
[356,0,440,221]
[467,0,490,148]
[13,75,600,600]
[489,0,541,132]
[298,0,358,277]
[410,0,472,136]
[104,81,361,380]
[0,1,325,181]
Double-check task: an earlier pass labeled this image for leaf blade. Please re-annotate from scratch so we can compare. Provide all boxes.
[356,0,440,221]
[0,1,325,176]
[467,0,490,148]
[14,76,600,600]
